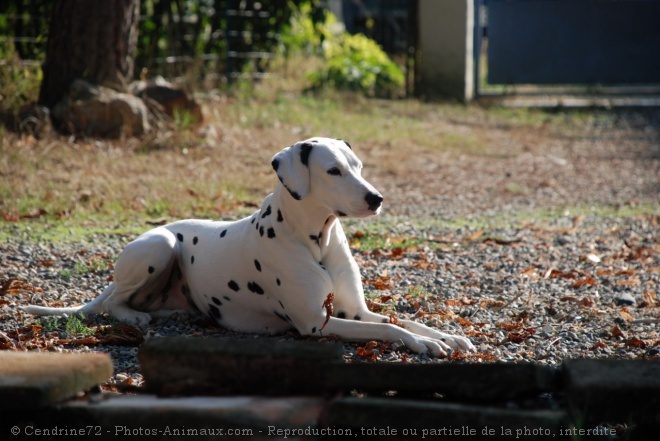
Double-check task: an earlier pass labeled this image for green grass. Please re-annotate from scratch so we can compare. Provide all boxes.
[36,314,95,339]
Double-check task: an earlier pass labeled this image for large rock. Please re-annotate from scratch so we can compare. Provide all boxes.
[131,76,203,124]
[52,79,150,138]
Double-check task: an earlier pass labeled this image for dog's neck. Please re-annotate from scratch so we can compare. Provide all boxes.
[272,184,337,257]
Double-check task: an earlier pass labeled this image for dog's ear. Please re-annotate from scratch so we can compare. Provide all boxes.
[271,142,314,200]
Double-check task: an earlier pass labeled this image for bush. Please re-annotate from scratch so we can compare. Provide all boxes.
[0,40,42,113]
[281,2,404,97]
[308,32,404,97]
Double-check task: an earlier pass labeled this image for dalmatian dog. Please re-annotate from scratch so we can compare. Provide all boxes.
[24,137,474,356]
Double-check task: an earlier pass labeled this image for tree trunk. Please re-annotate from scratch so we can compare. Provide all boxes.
[38,0,140,110]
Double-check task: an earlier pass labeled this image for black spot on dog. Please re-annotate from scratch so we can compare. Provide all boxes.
[338,139,352,150]
[261,205,272,219]
[354,315,362,321]
[224,296,231,301]
[276,278,281,286]
[212,297,222,305]
[256,222,259,231]
[337,311,346,319]
[300,142,313,166]
[259,226,265,237]
[267,228,276,239]
[191,255,195,265]
[177,233,184,242]
[278,300,284,309]
[281,184,301,201]
[248,281,264,295]
[274,311,288,322]
[309,235,320,246]
[228,280,240,292]
[208,304,222,320]
[277,210,283,222]
[337,211,347,217]
[251,217,256,224]
[312,326,317,334]
[193,236,198,245]
[148,266,155,274]
[220,229,227,238]
[254,259,262,272]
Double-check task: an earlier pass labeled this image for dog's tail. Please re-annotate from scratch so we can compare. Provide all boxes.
[21,284,113,318]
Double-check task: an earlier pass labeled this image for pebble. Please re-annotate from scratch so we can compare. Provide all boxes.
[614,292,636,307]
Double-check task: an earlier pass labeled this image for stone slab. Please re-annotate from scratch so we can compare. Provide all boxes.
[4,395,325,440]
[0,352,113,409]
[563,359,660,424]
[138,337,343,396]
[323,397,569,440]
[325,362,559,400]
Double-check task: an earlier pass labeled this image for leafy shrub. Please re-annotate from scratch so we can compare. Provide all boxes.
[0,40,42,113]
[308,33,404,97]
[281,2,404,97]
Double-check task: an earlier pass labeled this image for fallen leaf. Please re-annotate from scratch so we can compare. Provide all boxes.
[572,278,596,288]
[320,292,334,332]
[616,278,641,287]
[619,310,635,322]
[611,325,626,339]
[626,336,647,349]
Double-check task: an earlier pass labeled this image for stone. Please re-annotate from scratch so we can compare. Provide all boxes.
[0,352,113,409]
[322,397,568,440]
[324,362,559,400]
[131,76,202,124]
[52,79,150,138]
[614,292,636,306]
[3,395,324,441]
[138,337,343,396]
[563,359,660,424]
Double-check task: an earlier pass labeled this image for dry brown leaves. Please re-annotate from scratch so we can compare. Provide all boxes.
[0,321,143,351]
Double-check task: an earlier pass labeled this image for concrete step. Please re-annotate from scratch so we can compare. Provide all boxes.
[0,351,113,409]
[563,359,660,425]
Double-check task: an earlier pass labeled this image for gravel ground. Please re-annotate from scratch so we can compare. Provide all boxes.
[0,108,659,390]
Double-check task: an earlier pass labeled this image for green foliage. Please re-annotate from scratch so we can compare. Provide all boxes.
[281,2,404,97]
[0,40,42,112]
[309,32,405,97]
[36,314,94,339]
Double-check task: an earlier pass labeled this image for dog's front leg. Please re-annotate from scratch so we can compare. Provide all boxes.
[315,317,451,357]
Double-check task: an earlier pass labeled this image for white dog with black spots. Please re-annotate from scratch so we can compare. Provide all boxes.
[24,137,475,356]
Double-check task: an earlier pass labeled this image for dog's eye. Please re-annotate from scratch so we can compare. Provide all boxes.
[327,167,342,176]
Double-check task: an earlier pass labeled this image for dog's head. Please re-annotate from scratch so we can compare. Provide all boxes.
[271,138,383,217]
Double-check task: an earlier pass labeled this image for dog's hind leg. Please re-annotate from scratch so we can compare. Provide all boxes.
[97,227,180,326]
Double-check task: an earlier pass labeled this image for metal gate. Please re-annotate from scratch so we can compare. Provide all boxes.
[475,0,660,97]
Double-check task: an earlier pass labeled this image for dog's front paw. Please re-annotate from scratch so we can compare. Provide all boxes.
[439,333,476,353]
[400,334,452,358]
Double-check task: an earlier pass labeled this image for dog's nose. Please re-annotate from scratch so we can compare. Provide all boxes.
[365,192,383,211]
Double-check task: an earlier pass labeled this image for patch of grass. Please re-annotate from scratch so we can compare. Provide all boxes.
[36,314,94,339]
[348,231,425,252]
